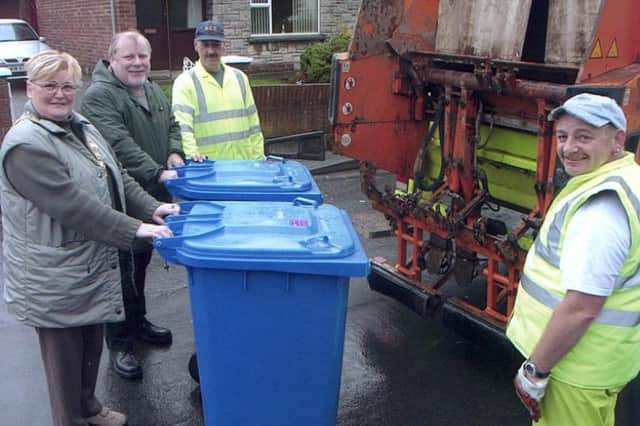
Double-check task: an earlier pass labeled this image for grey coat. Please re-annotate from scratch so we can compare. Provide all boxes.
[0,106,161,327]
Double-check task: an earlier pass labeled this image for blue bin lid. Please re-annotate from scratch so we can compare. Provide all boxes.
[154,200,370,277]
[164,158,323,203]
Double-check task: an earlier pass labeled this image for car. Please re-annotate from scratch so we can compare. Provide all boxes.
[0,19,50,79]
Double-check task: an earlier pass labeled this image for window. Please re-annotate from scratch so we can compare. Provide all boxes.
[0,22,38,42]
[170,0,203,29]
[251,0,319,35]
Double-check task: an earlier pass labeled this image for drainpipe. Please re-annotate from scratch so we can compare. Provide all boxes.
[110,0,117,35]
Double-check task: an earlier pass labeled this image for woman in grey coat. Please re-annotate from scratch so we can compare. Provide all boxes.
[0,51,179,426]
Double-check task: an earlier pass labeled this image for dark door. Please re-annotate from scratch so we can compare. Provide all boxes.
[136,0,170,70]
[168,0,203,69]
[136,0,203,70]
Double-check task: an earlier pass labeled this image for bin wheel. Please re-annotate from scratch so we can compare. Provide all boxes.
[188,352,200,383]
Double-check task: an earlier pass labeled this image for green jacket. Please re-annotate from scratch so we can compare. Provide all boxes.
[81,60,183,201]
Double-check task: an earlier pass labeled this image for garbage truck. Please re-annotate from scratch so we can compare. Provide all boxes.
[330,0,640,340]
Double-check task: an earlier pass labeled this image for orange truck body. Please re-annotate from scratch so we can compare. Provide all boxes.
[330,0,640,337]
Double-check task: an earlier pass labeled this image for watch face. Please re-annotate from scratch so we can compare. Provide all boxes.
[524,361,548,378]
[524,362,535,375]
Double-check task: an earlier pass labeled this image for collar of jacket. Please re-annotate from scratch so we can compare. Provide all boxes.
[20,101,90,135]
[194,60,228,81]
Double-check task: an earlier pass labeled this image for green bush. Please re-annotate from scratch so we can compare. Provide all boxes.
[300,30,351,83]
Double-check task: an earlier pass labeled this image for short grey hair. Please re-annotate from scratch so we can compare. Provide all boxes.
[26,50,82,84]
[108,30,152,58]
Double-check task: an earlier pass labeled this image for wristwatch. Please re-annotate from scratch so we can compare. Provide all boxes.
[524,360,550,379]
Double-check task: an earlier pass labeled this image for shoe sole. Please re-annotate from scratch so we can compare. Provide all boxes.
[137,335,173,346]
[88,423,128,426]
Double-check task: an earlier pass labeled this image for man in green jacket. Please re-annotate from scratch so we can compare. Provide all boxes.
[81,30,184,380]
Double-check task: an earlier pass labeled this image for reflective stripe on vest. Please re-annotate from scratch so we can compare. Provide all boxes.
[521,273,640,327]
[188,68,254,124]
[195,125,262,146]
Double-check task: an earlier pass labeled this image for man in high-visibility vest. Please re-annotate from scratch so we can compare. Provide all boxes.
[507,93,640,425]
[172,20,264,161]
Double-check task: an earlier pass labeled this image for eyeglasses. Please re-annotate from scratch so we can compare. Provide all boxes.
[30,80,80,95]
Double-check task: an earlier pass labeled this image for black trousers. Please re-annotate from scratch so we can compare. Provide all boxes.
[36,324,104,426]
[105,249,153,350]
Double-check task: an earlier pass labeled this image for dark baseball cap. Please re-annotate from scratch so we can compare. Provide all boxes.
[195,20,224,42]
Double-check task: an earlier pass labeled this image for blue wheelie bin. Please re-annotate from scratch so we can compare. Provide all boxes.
[164,156,324,382]
[164,157,323,203]
[154,199,370,426]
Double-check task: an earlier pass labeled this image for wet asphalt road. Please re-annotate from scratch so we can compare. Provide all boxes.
[2,81,640,425]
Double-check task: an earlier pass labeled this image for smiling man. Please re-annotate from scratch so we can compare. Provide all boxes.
[172,20,264,161]
[507,93,640,426]
[81,31,184,381]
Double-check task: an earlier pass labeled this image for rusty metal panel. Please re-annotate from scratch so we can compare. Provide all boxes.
[435,0,532,60]
[350,0,407,57]
[252,84,330,138]
[545,0,603,66]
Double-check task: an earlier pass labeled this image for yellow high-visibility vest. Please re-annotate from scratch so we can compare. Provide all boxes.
[172,61,265,160]
[507,153,640,389]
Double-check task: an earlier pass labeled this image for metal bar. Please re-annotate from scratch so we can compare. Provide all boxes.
[444,86,459,192]
[423,68,568,104]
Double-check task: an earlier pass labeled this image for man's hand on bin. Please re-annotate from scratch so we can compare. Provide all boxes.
[514,362,549,422]
[167,153,185,169]
[153,203,181,224]
[190,153,207,162]
[136,223,173,241]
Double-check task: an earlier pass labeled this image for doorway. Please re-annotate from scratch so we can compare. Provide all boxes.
[136,0,204,70]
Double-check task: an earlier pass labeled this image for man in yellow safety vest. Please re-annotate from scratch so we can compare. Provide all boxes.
[507,93,640,426]
[172,20,264,161]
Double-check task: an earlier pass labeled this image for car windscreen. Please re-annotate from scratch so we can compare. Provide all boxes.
[0,23,39,42]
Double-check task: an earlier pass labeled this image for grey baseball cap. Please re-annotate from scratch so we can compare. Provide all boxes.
[548,93,627,131]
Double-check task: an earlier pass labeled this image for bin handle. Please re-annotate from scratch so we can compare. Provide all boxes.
[171,160,215,174]
[154,223,224,249]
[272,174,294,184]
[293,197,318,208]
[165,169,216,186]
[175,201,226,215]
[265,155,286,163]
[299,235,337,252]
[185,159,216,167]
[165,215,223,227]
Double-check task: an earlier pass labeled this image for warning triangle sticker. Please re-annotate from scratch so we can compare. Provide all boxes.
[607,39,619,58]
[590,39,603,58]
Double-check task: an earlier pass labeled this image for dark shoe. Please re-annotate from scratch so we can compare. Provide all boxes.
[110,349,142,380]
[138,318,173,346]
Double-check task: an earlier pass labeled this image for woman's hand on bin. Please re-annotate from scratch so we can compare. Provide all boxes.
[136,223,173,241]
[153,203,181,224]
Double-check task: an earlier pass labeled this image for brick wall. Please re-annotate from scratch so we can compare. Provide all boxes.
[35,0,136,74]
[209,0,360,69]
[0,79,12,142]
[30,0,359,74]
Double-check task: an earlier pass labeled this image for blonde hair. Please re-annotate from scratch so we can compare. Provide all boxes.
[108,30,152,58]
[26,50,82,84]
